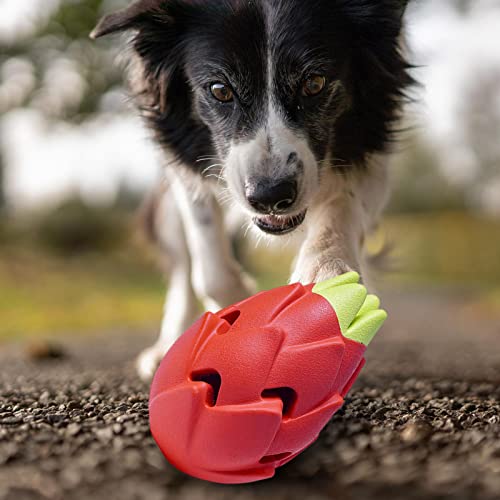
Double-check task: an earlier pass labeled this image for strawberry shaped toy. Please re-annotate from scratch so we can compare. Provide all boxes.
[149,272,386,484]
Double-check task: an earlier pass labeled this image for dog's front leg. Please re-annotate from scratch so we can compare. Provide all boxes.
[172,175,256,312]
[290,163,388,285]
[136,186,200,381]
[291,194,363,284]
[137,175,255,380]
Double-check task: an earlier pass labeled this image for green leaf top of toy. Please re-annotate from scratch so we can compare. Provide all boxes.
[312,272,387,346]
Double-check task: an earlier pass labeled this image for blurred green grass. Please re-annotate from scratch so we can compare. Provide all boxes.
[1,211,499,341]
[382,212,500,287]
[0,245,165,340]
[244,212,500,287]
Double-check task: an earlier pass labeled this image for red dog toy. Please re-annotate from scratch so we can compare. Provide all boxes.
[150,272,386,484]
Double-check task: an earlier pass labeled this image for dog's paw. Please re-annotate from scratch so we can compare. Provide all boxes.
[292,258,359,285]
[136,345,165,382]
[318,258,356,282]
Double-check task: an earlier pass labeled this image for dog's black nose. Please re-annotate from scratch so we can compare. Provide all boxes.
[246,178,297,214]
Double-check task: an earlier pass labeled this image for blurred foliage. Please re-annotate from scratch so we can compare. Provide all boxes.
[0,148,5,213]
[34,198,127,255]
[10,187,143,255]
[0,0,128,121]
[382,213,500,287]
[0,0,130,214]
[460,68,500,208]
[51,0,106,40]
[388,139,467,214]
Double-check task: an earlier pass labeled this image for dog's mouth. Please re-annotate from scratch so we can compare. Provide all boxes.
[253,210,307,235]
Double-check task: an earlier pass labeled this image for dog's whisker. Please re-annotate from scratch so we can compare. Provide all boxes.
[216,192,231,202]
[196,155,220,163]
[243,219,254,238]
[201,163,224,176]
[216,192,234,207]
[218,198,234,208]
[205,175,226,183]
[254,232,265,249]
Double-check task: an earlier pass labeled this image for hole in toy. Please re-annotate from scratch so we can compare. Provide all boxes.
[259,452,291,464]
[220,309,240,326]
[190,370,222,406]
[261,387,297,417]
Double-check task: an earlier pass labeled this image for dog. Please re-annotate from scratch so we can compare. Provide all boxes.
[91,0,414,380]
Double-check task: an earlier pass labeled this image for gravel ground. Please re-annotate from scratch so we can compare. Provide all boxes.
[1,289,500,500]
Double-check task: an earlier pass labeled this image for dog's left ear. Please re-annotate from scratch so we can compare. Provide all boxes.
[90,0,162,39]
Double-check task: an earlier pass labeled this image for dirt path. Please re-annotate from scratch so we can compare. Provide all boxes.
[1,288,499,500]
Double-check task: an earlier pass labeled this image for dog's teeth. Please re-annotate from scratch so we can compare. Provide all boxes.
[343,309,387,346]
[313,282,367,334]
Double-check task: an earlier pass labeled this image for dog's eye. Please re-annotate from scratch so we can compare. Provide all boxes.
[302,75,326,97]
[210,83,234,103]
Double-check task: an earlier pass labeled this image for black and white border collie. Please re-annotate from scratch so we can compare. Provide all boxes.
[91,0,414,380]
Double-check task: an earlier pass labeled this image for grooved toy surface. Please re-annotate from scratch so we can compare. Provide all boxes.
[150,274,386,484]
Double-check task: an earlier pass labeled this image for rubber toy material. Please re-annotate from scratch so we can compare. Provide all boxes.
[150,272,386,484]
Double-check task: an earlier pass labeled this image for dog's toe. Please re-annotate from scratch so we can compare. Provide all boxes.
[331,258,356,279]
[136,346,163,382]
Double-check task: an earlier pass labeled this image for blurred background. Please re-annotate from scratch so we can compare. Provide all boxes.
[1,0,499,343]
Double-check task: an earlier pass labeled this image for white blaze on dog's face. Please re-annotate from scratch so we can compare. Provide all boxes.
[224,104,319,235]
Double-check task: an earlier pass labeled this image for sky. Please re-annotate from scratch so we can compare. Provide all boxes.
[1,0,500,210]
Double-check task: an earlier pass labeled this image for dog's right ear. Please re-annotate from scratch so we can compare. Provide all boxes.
[90,0,161,39]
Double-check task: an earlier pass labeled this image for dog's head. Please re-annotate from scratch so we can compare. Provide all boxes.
[93,0,411,235]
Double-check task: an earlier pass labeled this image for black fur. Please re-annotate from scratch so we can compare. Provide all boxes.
[93,0,414,173]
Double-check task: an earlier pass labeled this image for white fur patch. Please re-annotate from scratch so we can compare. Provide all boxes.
[224,106,319,220]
